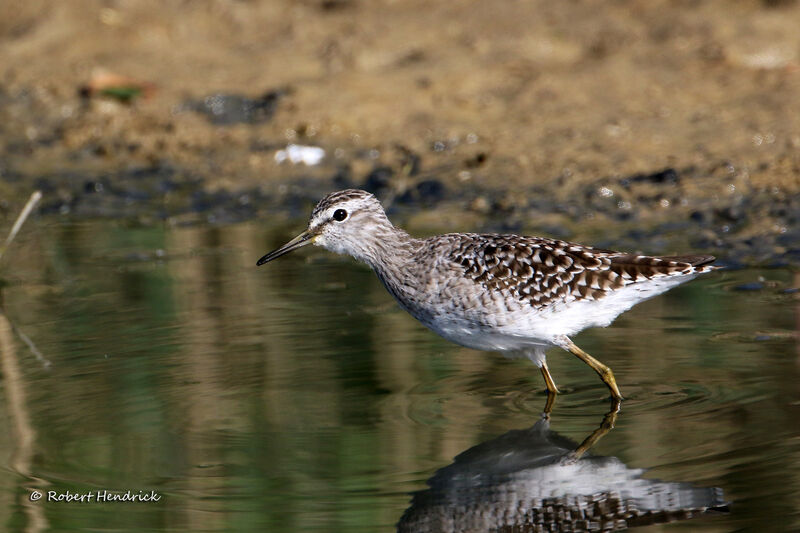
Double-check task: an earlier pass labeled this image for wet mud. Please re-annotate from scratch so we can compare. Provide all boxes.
[1,0,799,266]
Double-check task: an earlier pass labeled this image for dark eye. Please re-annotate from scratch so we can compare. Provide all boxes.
[333,209,348,222]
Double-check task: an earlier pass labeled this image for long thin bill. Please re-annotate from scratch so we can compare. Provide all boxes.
[256,230,314,265]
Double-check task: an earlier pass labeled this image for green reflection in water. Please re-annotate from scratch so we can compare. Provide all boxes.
[0,220,798,532]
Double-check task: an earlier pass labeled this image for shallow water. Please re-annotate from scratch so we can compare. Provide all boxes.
[1,219,799,532]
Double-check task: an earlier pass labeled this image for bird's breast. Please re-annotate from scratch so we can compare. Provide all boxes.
[374,266,553,351]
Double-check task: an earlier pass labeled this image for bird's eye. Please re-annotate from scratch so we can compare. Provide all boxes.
[333,209,348,222]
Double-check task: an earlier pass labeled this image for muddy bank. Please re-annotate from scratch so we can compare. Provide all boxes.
[1,0,799,265]
[8,155,796,268]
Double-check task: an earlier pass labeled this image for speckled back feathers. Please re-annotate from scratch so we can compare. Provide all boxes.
[428,233,715,310]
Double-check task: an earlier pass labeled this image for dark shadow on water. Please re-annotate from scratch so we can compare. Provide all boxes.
[398,398,728,532]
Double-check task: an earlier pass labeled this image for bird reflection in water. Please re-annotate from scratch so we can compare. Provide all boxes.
[398,397,728,532]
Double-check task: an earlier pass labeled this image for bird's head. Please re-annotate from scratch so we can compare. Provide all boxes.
[256,189,391,265]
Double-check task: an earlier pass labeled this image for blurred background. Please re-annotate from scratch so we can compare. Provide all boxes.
[1,1,799,531]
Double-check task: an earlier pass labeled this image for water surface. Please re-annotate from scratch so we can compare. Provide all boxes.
[1,220,798,532]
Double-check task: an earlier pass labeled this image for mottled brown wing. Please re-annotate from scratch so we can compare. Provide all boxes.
[447,234,714,310]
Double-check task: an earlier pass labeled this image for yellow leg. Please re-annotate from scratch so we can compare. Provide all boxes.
[558,336,624,400]
[562,398,621,464]
[542,390,557,418]
[540,362,560,396]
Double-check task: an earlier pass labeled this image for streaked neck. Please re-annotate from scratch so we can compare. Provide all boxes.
[355,223,420,272]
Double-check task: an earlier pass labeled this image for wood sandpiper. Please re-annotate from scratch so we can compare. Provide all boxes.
[257,189,716,400]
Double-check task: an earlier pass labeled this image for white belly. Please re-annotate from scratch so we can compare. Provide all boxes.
[422,316,552,352]
[407,272,700,352]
